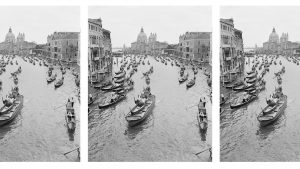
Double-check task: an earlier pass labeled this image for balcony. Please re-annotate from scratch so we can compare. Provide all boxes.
[225,57,232,61]
[93,56,100,61]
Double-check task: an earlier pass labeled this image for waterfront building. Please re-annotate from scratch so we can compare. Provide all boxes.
[47,32,79,63]
[178,32,211,64]
[88,18,112,83]
[220,18,244,74]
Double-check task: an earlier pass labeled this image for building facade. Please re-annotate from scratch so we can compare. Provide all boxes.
[220,18,244,74]
[178,32,211,64]
[88,18,112,83]
[47,32,79,63]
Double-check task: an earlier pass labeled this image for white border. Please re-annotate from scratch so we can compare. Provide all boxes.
[0,0,300,169]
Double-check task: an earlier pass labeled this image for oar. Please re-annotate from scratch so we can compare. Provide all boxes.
[195,147,212,156]
[54,104,65,110]
[64,147,80,155]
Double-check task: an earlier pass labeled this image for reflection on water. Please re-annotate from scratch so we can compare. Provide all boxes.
[221,55,300,161]
[0,55,80,161]
[89,56,212,161]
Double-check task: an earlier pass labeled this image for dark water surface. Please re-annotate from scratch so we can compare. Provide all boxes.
[221,55,300,161]
[89,56,212,161]
[0,55,80,161]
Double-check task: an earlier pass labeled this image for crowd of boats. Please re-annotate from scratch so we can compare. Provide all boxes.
[89,54,212,133]
[89,55,156,126]
[0,54,79,135]
[221,54,287,127]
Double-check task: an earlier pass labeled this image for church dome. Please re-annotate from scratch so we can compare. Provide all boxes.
[137,27,147,43]
[5,27,15,43]
[269,28,279,43]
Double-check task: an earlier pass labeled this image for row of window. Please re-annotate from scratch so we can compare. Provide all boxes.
[89,23,101,32]
[221,23,234,33]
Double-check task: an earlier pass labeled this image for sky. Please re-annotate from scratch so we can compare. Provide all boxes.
[0,6,80,44]
[89,6,212,48]
[221,6,300,48]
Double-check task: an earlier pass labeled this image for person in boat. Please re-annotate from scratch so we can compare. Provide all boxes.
[221,94,225,102]
[67,98,73,108]
[3,96,14,107]
[135,97,145,107]
[89,94,93,102]
[242,94,248,103]
[71,97,74,107]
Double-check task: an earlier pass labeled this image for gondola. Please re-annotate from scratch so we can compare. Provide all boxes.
[125,94,155,127]
[115,70,124,75]
[75,77,80,87]
[257,94,287,126]
[145,76,150,84]
[225,81,243,89]
[13,76,18,84]
[207,77,212,87]
[101,83,124,91]
[115,76,126,84]
[98,94,126,109]
[186,77,196,88]
[54,77,64,88]
[113,86,124,92]
[47,73,57,83]
[246,71,257,79]
[114,71,126,79]
[65,100,76,132]
[0,94,24,126]
[179,74,188,83]
[246,77,257,84]
[197,101,208,131]
[232,83,246,91]
[230,93,257,109]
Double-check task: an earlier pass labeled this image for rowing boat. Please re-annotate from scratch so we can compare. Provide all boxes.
[125,94,155,127]
[0,95,23,126]
[230,93,257,109]
[98,94,126,109]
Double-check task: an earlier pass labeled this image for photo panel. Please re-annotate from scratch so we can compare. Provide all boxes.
[88,6,212,162]
[220,6,300,162]
[0,6,80,162]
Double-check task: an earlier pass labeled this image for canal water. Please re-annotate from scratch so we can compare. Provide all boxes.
[221,55,300,161]
[0,55,80,162]
[89,56,212,161]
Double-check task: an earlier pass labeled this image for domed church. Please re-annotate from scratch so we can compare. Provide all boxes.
[5,27,16,43]
[263,28,282,54]
[269,28,279,43]
[131,27,148,54]
[130,27,168,55]
[0,27,36,54]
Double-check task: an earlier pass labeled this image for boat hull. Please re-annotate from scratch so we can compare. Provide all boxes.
[257,95,287,127]
[126,95,155,127]
[0,95,24,126]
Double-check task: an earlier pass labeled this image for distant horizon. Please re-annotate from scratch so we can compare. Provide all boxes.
[0,6,80,44]
[221,6,300,48]
[89,6,212,48]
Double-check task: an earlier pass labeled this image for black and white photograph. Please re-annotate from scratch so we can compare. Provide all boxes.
[88,6,212,162]
[220,6,300,162]
[0,6,80,161]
